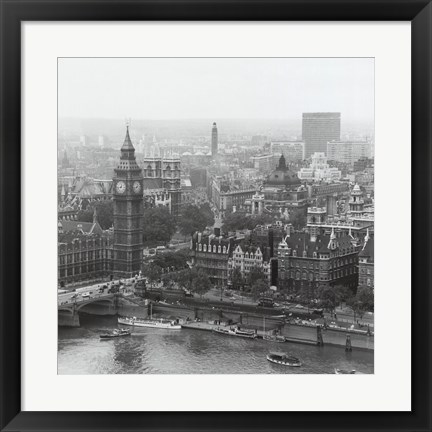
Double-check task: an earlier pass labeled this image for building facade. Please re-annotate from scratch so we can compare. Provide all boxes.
[141,153,182,216]
[270,141,305,161]
[112,127,144,278]
[302,112,341,159]
[298,152,342,182]
[277,230,360,294]
[358,231,374,290]
[327,140,373,165]
[190,231,233,286]
[58,231,113,285]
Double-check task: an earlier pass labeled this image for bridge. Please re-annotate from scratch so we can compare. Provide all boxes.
[58,293,121,327]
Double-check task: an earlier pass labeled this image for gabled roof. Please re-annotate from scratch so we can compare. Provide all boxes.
[284,232,356,257]
[59,220,103,235]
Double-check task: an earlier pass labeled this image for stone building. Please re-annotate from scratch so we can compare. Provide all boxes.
[190,230,234,286]
[358,230,374,290]
[228,244,271,283]
[141,153,182,216]
[277,229,360,295]
[58,231,113,285]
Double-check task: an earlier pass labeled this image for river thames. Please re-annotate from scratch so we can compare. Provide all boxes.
[58,315,374,375]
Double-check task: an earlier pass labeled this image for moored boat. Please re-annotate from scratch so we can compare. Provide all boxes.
[118,316,181,330]
[266,352,302,367]
[334,368,356,374]
[100,328,131,339]
[213,326,257,339]
[263,334,286,343]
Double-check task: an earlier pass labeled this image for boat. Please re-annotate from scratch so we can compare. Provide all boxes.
[99,328,131,339]
[213,326,257,339]
[266,351,302,367]
[334,368,356,374]
[263,334,286,343]
[262,316,286,342]
[118,316,181,330]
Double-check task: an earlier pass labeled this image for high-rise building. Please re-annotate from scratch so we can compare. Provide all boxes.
[302,112,341,159]
[112,127,144,278]
[211,122,218,156]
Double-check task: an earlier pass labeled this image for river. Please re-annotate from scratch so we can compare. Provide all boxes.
[58,315,374,374]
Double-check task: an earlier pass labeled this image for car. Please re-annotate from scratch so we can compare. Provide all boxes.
[70,294,78,299]
[82,293,90,299]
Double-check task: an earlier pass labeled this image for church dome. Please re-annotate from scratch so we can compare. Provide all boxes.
[264,155,301,187]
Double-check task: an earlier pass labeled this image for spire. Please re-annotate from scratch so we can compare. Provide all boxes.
[121,125,135,152]
[93,206,98,224]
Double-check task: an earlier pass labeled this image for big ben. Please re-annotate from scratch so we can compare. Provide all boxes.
[113,126,143,278]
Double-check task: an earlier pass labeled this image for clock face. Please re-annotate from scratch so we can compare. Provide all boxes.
[132,181,141,194]
[116,181,126,194]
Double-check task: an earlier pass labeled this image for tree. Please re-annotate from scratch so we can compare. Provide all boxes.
[250,279,268,300]
[143,263,162,289]
[178,204,215,237]
[142,207,177,245]
[316,285,337,313]
[355,286,374,312]
[289,209,307,230]
[190,270,212,298]
[230,267,245,291]
[346,296,365,323]
[246,265,267,287]
[221,212,274,233]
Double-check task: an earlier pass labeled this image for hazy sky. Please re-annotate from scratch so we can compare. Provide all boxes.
[58,58,374,122]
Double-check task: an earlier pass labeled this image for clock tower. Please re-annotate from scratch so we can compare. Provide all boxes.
[113,126,143,278]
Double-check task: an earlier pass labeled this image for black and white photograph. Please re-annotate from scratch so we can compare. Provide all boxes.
[57,57,374,375]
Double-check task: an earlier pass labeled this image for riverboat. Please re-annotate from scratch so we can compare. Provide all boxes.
[334,368,356,374]
[99,328,131,339]
[213,326,257,339]
[118,316,181,330]
[266,352,302,367]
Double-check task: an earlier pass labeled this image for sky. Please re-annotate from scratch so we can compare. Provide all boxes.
[58,58,374,123]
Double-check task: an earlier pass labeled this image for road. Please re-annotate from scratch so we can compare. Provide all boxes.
[57,276,139,306]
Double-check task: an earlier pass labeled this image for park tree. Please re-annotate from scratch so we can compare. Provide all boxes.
[355,286,374,312]
[178,204,215,237]
[142,207,177,245]
[221,212,274,233]
[250,279,268,300]
[190,269,212,298]
[316,285,337,313]
[143,263,163,289]
[246,265,267,286]
[230,267,245,291]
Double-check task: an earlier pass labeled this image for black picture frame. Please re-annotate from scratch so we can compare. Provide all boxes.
[1,1,431,431]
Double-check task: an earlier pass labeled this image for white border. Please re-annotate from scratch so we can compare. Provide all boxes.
[22,22,411,411]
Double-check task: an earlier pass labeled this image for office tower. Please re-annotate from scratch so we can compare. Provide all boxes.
[302,112,341,159]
